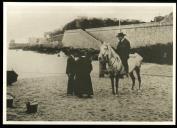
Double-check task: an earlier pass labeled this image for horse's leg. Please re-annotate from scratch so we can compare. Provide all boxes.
[129,72,135,90]
[135,67,141,90]
[115,75,119,96]
[110,76,115,95]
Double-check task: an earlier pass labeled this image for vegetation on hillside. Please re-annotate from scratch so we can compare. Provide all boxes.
[50,17,145,36]
[50,12,173,35]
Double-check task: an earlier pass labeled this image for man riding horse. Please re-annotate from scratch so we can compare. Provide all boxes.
[116,32,131,77]
[99,41,143,96]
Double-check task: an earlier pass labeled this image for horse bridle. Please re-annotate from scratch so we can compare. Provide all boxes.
[110,57,117,67]
[102,45,108,57]
[102,45,119,67]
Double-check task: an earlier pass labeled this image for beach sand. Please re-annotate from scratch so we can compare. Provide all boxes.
[6,63,173,121]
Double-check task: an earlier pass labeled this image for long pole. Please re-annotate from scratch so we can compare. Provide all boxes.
[119,19,121,32]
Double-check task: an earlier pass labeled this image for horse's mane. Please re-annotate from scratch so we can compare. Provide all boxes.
[108,45,122,62]
[111,47,116,52]
[106,44,124,73]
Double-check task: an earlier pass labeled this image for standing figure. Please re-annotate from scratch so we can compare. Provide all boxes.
[75,52,93,98]
[66,50,76,96]
[99,57,107,78]
[116,32,131,76]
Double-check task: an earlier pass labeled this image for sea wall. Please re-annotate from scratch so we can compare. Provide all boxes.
[62,22,173,49]
[62,29,101,49]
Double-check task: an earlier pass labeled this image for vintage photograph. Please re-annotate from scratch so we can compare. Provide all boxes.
[3,2,176,125]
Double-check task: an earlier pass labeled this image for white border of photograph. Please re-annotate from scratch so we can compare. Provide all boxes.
[3,2,176,125]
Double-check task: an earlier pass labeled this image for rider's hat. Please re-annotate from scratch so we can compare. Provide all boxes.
[116,32,126,37]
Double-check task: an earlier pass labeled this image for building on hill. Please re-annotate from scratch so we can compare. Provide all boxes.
[28,32,63,48]
[28,37,39,45]
[38,37,48,44]
[10,39,15,44]
[28,37,48,45]
[43,32,64,48]
[44,32,51,39]
[9,43,29,49]
[49,34,63,43]
[9,39,16,47]
[160,12,173,24]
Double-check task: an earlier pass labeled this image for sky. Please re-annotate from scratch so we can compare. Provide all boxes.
[5,3,174,43]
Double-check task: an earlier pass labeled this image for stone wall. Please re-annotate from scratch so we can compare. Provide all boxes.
[62,29,101,49]
[62,22,173,50]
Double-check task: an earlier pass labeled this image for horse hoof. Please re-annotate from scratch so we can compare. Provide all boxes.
[115,94,119,97]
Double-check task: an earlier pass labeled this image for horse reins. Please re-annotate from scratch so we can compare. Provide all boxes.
[101,45,117,67]
[102,45,109,57]
[109,57,117,67]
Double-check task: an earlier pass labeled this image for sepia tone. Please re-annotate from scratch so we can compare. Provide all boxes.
[4,3,175,124]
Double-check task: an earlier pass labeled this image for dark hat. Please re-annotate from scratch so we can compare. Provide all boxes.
[116,32,126,37]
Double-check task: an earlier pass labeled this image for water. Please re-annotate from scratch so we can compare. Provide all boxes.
[7,50,68,79]
[7,50,99,79]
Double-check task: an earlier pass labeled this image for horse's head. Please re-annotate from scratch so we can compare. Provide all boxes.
[98,42,112,63]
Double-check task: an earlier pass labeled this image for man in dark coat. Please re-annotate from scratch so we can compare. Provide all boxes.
[75,52,93,98]
[66,50,76,96]
[116,32,131,76]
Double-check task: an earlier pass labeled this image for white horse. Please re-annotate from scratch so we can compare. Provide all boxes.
[98,42,143,96]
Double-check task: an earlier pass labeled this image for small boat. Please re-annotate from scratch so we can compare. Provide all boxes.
[7,70,18,85]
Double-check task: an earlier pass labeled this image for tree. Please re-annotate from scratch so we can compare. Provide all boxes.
[62,17,145,31]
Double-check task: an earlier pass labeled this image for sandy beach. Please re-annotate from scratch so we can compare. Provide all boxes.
[7,62,173,121]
